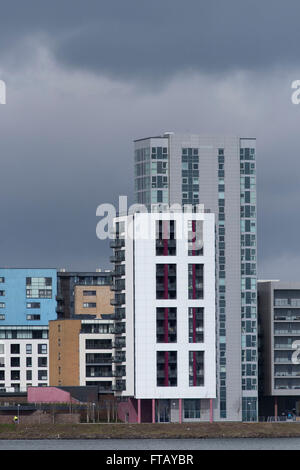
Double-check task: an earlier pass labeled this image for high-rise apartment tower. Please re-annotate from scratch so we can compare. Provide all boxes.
[134,133,257,421]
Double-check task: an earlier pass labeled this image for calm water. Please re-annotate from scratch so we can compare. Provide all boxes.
[0,438,299,450]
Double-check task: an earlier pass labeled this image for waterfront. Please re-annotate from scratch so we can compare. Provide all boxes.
[0,437,300,450]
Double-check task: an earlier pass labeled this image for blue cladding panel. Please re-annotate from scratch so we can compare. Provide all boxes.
[0,269,57,325]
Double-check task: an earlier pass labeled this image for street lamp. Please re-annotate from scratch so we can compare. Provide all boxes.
[17,404,20,424]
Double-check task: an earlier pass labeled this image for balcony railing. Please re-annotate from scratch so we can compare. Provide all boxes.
[98,386,114,393]
[114,339,126,349]
[274,299,300,307]
[115,326,126,335]
[114,309,125,320]
[113,357,126,363]
[110,239,125,249]
[110,298,125,306]
[86,372,113,378]
[274,330,300,335]
[86,342,113,350]
[274,316,300,321]
[274,358,292,363]
[86,358,113,365]
[112,382,126,392]
[114,369,126,377]
[274,385,300,390]
[274,372,300,377]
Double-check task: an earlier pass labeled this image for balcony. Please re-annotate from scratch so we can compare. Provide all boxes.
[111,282,125,292]
[114,341,126,349]
[275,316,300,321]
[113,356,126,363]
[86,372,113,378]
[114,369,126,377]
[274,358,292,363]
[114,309,125,320]
[112,381,126,391]
[110,239,125,249]
[86,358,113,365]
[110,298,125,306]
[98,385,113,393]
[115,325,126,335]
[274,372,300,377]
[110,250,125,264]
[86,341,113,350]
[274,330,300,335]
[274,384,300,390]
[274,299,300,308]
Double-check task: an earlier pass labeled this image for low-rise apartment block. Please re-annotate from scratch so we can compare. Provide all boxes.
[0,268,57,391]
[56,270,113,319]
[258,280,300,418]
[49,318,116,394]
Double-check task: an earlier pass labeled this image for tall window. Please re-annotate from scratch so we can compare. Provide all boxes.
[188,220,203,256]
[156,264,176,299]
[188,308,204,343]
[181,148,199,206]
[156,220,176,256]
[156,308,177,343]
[189,351,204,386]
[188,264,204,299]
[157,351,177,386]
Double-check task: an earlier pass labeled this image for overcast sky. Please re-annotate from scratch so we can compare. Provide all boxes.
[1,0,300,280]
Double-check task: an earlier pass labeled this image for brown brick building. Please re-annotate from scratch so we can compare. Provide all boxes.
[49,318,116,393]
[74,285,114,318]
[49,319,81,386]
[56,270,113,319]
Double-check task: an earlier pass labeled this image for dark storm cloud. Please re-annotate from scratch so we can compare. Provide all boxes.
[0,0,300,279]
[54,0,300,81]
[1,0,300,81]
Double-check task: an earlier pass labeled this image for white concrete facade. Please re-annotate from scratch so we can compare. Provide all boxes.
[113,211,216,402]
[0,334,49,391]
[79,320,115,391]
